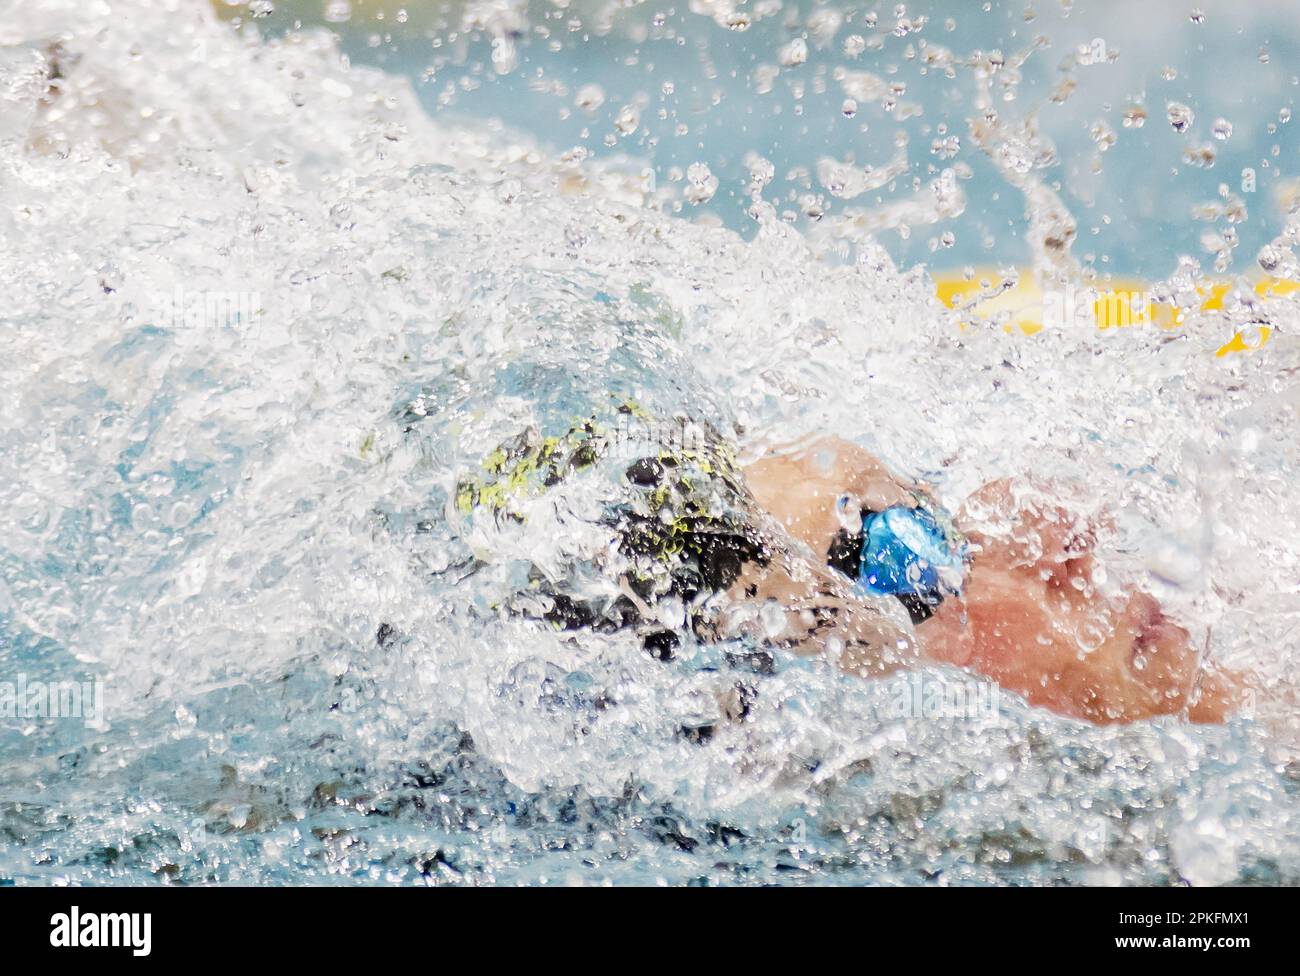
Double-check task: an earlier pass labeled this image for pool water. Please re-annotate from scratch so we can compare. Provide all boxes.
[1,0,1299,885]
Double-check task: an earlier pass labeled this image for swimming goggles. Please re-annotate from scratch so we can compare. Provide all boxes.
[855,500,968,624]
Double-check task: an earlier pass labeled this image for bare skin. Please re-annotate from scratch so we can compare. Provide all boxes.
[736,437,1244,724]
[717,437,922,678]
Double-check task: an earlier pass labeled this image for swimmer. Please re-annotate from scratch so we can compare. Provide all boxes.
[738,437,1244,724]
[450,406,1246,727]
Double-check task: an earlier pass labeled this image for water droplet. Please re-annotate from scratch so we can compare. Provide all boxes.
[998,139,1036,175]
[745,154,775,194]
[752,64,779,95]
[931,135,960,159]
[575,84,605,111]
[833,495,860,532]
[1074,618,1108,653]
[1183,143,1217,168]
[1167,101,1194,133]
[323,0,352,24]
[760,601,787,638]
[1091,120,1117,152]
[780,38,808,68]
[685,162,718,204]
[614,104,640,136]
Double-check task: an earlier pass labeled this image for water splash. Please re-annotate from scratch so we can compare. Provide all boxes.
[1,0,1298,886]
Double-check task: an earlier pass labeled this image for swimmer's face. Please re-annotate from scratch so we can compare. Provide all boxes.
[919,479,1240,724]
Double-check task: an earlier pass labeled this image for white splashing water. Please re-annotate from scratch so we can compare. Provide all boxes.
[1,0,1298,885]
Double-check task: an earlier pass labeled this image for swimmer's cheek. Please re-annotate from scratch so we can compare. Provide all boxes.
[920,567,1064,678]
[915,599,975,668]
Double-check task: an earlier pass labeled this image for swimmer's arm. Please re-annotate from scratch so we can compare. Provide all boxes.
[743,436,916,555]
[725,436,921,675]
[722,555,918,678]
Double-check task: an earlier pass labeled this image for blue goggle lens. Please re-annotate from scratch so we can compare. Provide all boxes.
[857,504,967,607]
